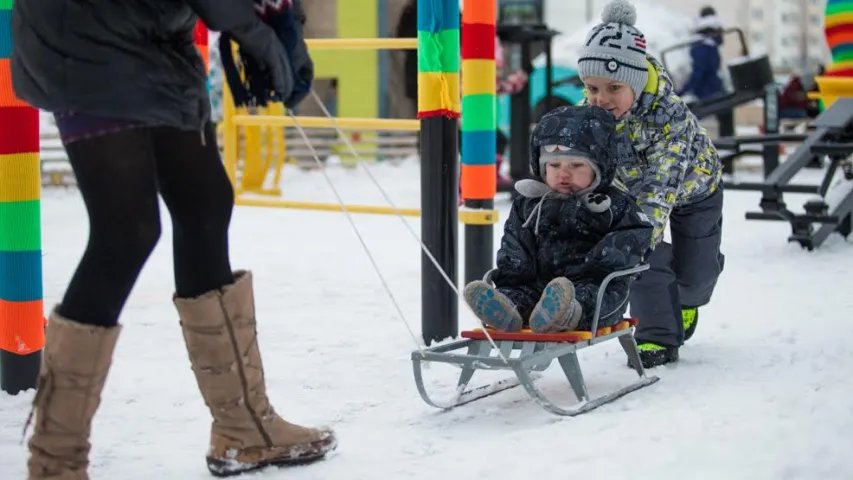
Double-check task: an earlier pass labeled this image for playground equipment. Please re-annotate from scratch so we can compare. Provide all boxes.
[460,0,500,285]
[810,0,853,109]
[221,39,421,217]
[222,4,498,345]
[708,0,853,250]
[715,98,853,250]
[0,0,45,394]
[413,264,657,415]
[416,0,463,343]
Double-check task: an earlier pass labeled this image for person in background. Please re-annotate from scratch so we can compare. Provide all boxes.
[677,6,735,138]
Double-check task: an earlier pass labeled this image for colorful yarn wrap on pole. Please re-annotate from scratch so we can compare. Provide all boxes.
[824,0,853,76]
[460,0,497,200]
[417,0,461,118]
[0,0,45,361]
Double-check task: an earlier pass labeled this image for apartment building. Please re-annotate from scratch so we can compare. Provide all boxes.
[545,0,830,72]
[746,0,829,72]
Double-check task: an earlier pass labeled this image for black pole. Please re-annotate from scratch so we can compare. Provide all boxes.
[509,38,532,184]
[1,349,41,394]
[544,36,553,116]
[762,83,780,176]
[463,199,494,285]
[420,117,458,345]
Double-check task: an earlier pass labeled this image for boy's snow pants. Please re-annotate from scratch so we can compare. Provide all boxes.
[629,189,725,347]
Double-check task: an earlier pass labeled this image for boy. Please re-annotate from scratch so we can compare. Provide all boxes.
[576,0,726,367]
[463,105,653,333]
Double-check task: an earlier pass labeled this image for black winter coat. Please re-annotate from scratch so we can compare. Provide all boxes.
[493,186,652,289]
[11,0,278,130]
[492,106,653,313]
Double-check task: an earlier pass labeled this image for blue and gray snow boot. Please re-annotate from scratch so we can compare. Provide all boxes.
[628,342,679,369]
[682,306,699,342]
[529,277,582,333]
[463,281,523,332]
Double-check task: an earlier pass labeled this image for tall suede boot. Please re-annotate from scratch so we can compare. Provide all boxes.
[26,311,122,479]
[174,270,337,477]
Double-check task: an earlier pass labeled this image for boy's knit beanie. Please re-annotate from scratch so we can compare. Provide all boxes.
[577,0,648,100]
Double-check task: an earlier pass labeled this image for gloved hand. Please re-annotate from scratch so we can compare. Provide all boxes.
[221,20,295,107]
[219,0,314,109]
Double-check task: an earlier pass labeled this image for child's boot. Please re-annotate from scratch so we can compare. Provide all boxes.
[27,310,122,480]
[682,306,699,342]
[629,342,679,369]
[174,271,337,477]
[529,278,582,333]
[462,281,523,332]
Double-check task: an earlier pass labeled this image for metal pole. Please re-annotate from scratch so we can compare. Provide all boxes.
[461,0,498,285]
[509,37,532,183]
[0,0,45,394]
[418,0,460,345]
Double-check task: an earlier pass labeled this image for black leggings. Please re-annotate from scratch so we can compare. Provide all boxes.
[58,124,235,327]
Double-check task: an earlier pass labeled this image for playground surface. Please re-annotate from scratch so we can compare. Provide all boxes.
[1,156,852,480]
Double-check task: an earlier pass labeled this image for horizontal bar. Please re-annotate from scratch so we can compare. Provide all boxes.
[745,212,840,224]
[306,38,417,50]
[235,197,421,216]
[713,133,809,149]
[810,142,853,155]
[232,115,420,131]
[722,181,821,194]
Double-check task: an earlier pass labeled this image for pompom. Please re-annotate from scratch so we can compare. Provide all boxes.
[601,0,637,26]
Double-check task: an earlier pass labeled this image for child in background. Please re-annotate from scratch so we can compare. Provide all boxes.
[463,105,653,333]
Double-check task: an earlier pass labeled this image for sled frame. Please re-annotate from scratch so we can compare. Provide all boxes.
[412,264,660,416]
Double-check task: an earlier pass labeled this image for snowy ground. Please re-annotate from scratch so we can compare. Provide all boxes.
[2,156,853,480]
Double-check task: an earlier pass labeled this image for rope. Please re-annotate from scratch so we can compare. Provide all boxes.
[283,110,427,357]
[297,89,508,363]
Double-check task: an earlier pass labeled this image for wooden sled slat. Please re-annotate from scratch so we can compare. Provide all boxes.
[460,318,638,343]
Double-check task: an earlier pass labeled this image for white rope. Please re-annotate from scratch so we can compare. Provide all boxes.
[297,90,507,363]
[283,110,426,357]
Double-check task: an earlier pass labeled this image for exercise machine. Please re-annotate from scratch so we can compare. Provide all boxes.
[714,98,853,250]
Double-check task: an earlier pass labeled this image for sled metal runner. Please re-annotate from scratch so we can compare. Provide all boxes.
[412,264,659,416]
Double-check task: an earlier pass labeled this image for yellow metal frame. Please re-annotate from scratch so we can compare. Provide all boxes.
[221,37,498,224]
[807,76,853,109]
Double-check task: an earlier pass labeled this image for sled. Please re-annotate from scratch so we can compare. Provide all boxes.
[411,264,659,416]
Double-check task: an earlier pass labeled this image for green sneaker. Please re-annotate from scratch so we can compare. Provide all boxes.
[682,307,699,342]
[627,342,679,369]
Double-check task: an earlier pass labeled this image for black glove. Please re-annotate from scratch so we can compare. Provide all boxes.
[220,20,294,107]
[219,1,313,109]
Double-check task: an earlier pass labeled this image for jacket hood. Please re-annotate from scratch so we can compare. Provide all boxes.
[528,104,618,191]
[515,105,618,228]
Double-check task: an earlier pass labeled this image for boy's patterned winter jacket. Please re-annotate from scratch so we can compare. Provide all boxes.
[587,55,723,246]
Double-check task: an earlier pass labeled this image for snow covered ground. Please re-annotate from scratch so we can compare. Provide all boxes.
[2,156,853,480]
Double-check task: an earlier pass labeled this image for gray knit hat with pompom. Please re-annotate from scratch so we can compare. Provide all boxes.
[577,0,649,100]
